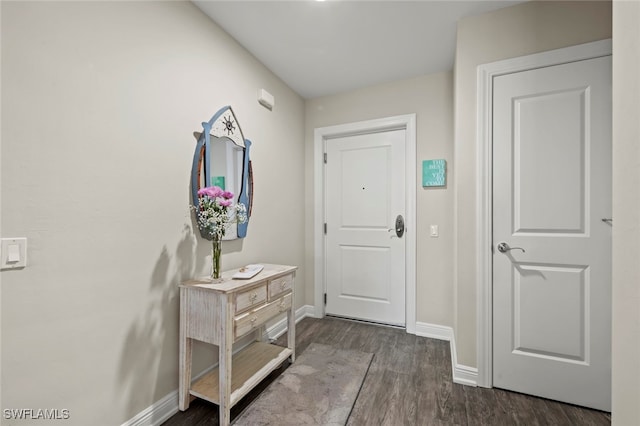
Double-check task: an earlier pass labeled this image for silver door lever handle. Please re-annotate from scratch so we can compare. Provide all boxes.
[497,242,525,253]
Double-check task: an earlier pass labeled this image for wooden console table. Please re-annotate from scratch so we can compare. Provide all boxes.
[178,264,297,426]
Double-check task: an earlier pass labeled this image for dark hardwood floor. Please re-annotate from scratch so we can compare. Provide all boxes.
[163,317,611,425]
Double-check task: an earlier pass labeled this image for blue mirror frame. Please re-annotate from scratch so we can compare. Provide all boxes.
[191,106,252,239]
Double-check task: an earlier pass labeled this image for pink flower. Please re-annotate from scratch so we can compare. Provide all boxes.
[219,199,232,207]
[222,190,234,199]
[198,186,223,198]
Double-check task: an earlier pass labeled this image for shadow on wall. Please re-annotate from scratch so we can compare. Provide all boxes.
[116,223,203,424]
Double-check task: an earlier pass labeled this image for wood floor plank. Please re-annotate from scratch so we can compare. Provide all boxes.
[539,398,577,425]
[413,340,445,425]
[379,371,418,426]
[161,399,215,426]
[348,368,396,425]
[345,362,383,425]
[164,317,611,426]
[561,402,612,426]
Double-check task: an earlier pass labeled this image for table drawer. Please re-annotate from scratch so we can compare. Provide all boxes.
[268,273,294,299]
[234,293,292,339]
[235,284,267,314]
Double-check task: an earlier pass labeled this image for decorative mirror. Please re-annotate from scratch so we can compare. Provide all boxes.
[191,106,253,240]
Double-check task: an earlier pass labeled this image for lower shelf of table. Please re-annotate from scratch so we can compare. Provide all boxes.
[189,341,292,407]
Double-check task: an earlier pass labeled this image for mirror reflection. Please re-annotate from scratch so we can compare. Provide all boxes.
[210,137,244,240]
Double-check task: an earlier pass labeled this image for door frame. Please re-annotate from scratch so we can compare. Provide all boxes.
[475,39,612,388]
[314,114,417,334]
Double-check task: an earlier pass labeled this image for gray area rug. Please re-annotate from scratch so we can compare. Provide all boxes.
[233,343,373,425]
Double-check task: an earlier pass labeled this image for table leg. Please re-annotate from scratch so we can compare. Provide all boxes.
[287,305,296,362]
[179,287,192,411]
[179,338,192,410]
[255,324,266,342]
[218,295,233,426]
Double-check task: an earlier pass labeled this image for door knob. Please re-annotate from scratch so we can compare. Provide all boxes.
[497,242,525,253]
[395,215,405,238]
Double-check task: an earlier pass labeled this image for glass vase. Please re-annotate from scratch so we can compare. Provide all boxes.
[211,237,222,280]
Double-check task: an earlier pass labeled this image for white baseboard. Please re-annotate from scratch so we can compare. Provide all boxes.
[121,305,316,426]
[120,391,178,426]
[415,322,478,387]
[415,321,453,340]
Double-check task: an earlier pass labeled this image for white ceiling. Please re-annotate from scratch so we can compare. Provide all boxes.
[194,1,526,99]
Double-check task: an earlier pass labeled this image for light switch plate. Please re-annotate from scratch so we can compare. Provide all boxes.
[430,225,439,238]
[1,238,27,269]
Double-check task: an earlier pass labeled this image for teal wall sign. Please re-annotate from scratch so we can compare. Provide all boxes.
[422,159,446,187]
[211,176,226,189]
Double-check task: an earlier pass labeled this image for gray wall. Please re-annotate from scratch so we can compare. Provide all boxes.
[304,72,455,328]
[612,1,640,424]
[1,2,304,424]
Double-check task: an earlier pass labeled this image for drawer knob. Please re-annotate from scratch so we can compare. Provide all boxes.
[280,281,287,290]
[250,316,258,327]
[250,293,257,302]
[278,300,286,312]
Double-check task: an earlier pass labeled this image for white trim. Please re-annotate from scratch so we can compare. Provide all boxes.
[120,391,178,426]
[415,322,478,386]
[313,114,417,334]
[475,39,612,388]
[452,364,479,387]
[415,321,453,341]
[313,133,325,319]
[451,332,478,387]
[121,305,315,426]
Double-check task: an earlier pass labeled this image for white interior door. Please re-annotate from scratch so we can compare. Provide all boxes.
[325,129,406,326]
[492,56,612,411]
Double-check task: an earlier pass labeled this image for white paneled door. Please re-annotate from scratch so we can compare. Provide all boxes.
[325,129,406,326]
[492,56,612,411]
